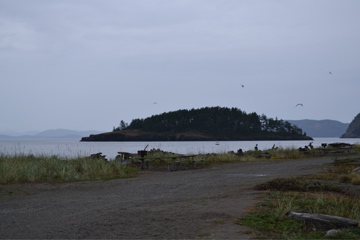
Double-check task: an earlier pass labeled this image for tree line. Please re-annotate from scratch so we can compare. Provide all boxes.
[113,107,306,138]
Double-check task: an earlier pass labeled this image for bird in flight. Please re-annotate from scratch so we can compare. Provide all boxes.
[296,103,303,107]
[153,102,157,104]
[241,85,244,88]
[329,72,332,74]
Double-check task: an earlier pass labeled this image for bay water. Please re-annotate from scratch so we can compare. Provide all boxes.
[1,138,360,160]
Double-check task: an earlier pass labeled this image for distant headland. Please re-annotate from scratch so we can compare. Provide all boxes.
[341,113,360,138]
[81,107,313,142]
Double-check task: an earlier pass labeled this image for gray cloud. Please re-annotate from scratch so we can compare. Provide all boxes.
[1,0,359,132]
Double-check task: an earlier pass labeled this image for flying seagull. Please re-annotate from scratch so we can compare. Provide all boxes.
[296,103,303,107]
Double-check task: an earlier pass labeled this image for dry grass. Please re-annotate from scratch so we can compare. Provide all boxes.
[0,153,139,184]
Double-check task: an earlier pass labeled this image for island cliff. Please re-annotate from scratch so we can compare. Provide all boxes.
[81,107,313,142]
[341,113,360,138]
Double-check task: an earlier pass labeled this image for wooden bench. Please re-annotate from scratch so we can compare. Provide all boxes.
[116,152,204,171]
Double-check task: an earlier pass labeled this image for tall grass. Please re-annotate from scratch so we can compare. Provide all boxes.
[197,147,309,165]
[2,144,358,184]
[145,144,358,167]
[0,153,139,184]
[272,192,360,220]
[311,155,360,186]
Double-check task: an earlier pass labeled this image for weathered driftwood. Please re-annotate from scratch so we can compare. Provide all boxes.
[90,152,107,162]
[329,142,353,149]
[286,211,358,230]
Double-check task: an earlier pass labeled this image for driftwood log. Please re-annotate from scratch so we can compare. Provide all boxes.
[286,211,358,230]
[90,152,107,162]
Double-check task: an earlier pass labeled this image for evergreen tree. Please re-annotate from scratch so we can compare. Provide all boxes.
[124,107,305,138]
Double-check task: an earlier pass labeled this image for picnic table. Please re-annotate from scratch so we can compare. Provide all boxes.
[166,154,204,171]
[116,151,138,161]
[116,151,204,171]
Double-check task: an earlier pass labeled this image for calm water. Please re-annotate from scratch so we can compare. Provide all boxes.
[1,138,359,159]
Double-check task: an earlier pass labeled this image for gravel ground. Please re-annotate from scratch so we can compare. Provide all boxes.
[0,156,350,239]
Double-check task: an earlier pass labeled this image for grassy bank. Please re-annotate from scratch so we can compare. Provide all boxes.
[200,143,360,165]
[1,144,359,184]
[238,155,360,239]
[239,190,360,239]
[198,147,306,165]
[0,153,139,184]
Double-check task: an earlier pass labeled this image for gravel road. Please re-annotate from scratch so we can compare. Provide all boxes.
[0,156,337,239]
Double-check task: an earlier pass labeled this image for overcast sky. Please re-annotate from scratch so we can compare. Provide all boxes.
[1,0,359,133]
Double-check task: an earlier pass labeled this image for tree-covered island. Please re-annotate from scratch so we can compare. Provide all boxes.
[81,107,313,141]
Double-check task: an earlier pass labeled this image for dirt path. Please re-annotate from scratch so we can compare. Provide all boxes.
[0,156,338,239]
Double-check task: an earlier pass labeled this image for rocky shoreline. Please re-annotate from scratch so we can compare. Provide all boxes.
[80,129,313,142]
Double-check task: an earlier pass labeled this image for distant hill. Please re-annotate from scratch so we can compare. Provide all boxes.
[0,130,40,137]
[0,134,16,139]
[341,113,360,138]
[287,119,349,137]
[33,129,103,138]
[82,107,312,141]
[0,129,103,139]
